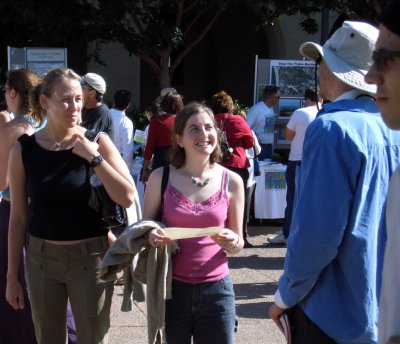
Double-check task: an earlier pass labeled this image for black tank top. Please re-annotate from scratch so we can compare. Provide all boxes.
[18,134,106,240]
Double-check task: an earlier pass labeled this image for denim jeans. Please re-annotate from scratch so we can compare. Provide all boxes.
[165,275,236,344]
[282,160,298,239]
[25,235,113,344]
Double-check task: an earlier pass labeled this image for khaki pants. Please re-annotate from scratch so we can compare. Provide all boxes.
[25,234,114,344]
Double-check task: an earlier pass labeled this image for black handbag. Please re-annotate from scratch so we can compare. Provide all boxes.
[85,130,127,229]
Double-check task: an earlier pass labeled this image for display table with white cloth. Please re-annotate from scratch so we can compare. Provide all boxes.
[254,161,287,219]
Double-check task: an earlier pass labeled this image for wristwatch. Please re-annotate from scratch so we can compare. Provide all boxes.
[89,155,104,168]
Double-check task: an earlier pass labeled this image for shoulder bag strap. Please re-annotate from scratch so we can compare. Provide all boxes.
[85,130,107,143]
[157,165,170,222]
[220,114,233,131]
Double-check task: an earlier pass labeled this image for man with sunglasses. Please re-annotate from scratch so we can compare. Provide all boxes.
[269,21,400,343]
[81,72,114,141]
[365,1,400,343]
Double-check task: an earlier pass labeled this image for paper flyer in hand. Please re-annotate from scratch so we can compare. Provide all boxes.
[163,227,221,240]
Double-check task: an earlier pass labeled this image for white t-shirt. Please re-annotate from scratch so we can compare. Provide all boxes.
[286,105,318,161]
[378,165,400,344]
[110,108,134,170]
[246,101,275,144]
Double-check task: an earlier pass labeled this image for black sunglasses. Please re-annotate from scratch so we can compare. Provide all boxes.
[372,49,400,72]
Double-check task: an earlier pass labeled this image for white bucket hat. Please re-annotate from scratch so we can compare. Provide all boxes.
[299,21,378,94]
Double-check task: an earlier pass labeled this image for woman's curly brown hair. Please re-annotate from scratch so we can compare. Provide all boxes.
[207,90,234,114]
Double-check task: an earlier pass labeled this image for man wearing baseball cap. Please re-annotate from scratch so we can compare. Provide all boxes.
[81,72,114,140]
[268,21,400,343]
[365,1,400,343]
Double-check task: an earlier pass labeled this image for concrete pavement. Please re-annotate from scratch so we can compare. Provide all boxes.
[108,224,287,344]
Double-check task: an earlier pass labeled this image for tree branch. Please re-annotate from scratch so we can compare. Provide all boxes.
[126,3,146,34]
[171,3,227,73]
[136,51,162,75]
[183,0,201,15]
[184,2,220,35]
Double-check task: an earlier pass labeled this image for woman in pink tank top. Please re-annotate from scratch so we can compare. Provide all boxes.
[143,102,245,344]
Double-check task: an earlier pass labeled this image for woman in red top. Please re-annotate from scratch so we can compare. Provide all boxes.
[141,92,183,183]
[208,91,254,246]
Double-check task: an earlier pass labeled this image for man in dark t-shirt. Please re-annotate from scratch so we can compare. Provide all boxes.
[81,73,114,141]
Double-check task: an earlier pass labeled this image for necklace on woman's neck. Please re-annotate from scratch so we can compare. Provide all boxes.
[44,131,65,149]
[191,176,210,187]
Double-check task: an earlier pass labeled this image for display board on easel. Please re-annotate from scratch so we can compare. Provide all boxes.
[8,47,67,76]
[253,57,316,149]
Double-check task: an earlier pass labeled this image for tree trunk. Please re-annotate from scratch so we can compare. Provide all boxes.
[158,52,172,89]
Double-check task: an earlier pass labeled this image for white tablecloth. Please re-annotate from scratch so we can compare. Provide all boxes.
[254,162,287,219]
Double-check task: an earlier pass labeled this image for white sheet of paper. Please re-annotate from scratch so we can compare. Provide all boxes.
[163,227,221,240]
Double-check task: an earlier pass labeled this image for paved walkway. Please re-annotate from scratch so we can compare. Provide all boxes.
[108,224,287,344]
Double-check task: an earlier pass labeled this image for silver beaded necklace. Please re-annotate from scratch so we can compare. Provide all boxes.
[191,176,210,187]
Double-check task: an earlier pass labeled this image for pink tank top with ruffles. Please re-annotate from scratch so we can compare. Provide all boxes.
[163,169,230,284]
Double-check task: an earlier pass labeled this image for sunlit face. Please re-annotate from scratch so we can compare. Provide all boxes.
[40,78,82,127]
[177,110,217,155]
[365,25,400,129]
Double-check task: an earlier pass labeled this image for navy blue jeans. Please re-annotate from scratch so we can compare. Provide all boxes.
[282,160,298,239]
[165,275,236,344]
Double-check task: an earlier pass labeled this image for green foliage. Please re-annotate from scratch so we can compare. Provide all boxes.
[254,0,389,34]
[233,99,250,114]
[0,0,390,87]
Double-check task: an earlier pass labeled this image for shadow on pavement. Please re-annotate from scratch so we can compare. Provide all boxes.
[234,281,277,299]
[229,254,285,270]
[235,300,274,319]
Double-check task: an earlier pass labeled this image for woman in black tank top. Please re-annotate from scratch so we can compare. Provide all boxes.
[6,68,137,344]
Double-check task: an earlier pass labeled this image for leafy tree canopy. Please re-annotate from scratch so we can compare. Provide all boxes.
[254,0,389,34]
[0,0,390,87]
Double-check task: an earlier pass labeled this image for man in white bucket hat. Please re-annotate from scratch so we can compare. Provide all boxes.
[269,21,400,343]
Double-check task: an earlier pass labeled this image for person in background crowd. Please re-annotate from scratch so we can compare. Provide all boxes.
[0,69,39,344]
[143,102,244,343]
[208,91,254,247]
[268,21,400,343]
[246,85,280,161]
[6,68,135,344]
[233,107,261,248]
[110,89,134,172]
[140,92,183,183]
[0,83,13,126]
[144,103,161,148]
[267,87,320,245]
[81,72,114,141]
[364,1,400,343]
